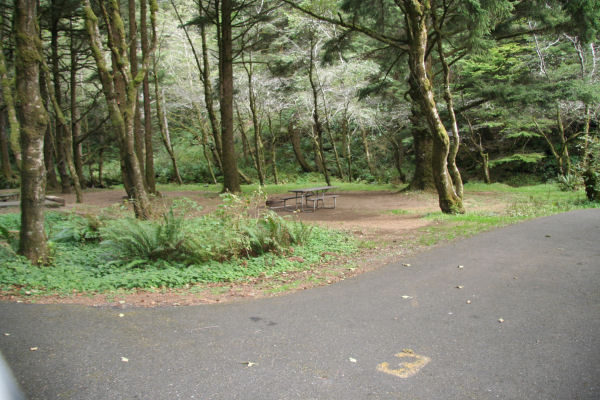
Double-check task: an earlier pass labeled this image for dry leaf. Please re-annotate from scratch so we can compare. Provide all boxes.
[121,357,129,362]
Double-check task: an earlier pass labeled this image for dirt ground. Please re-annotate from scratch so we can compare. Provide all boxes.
[1,188,508,307]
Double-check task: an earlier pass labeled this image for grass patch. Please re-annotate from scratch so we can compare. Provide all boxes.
[384,208,412,215]
[417,184,598,246]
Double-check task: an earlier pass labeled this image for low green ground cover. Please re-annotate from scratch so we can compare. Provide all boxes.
[417,183,598,246]
[0,195,356,295]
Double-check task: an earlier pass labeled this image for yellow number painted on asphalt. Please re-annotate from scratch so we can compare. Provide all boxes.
[377,349,430,378]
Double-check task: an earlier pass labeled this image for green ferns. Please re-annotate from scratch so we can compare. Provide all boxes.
[99,199,313,265]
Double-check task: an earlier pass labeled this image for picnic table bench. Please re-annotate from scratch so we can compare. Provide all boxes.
[268,186,338,212]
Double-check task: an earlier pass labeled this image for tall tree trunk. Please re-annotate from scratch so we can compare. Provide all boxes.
[129,0,146,185]
[219,0,240,193]
[243,55,265,186]
[140,0,155,193]
[50,3,71,194]
[340,110,352,181]
[235,103,257,167]
[404,0,463,213]
[192,102,217,184]
[70,24,85,189]
[15,0,49,263]
[154,78,182,184]
[433,14,463,199]
[289,119,313,173]
[0,15,22,170]
[320,86,345,180]
[308,36,331,186]
[267,113,279,184]
[360,126,376,176]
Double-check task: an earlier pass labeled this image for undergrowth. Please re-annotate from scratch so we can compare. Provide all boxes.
[0,194,356,295]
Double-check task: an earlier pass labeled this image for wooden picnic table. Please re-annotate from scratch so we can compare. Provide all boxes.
[288,186,338,212]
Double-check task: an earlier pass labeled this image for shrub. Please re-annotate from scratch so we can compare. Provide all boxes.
[99,192,314,266]
[557,173,580,192]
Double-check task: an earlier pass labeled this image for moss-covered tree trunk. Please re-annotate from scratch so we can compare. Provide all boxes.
[129,0,146,188]
[69,25,85,190]
[140,0,156,193]
[84,0,155,219]
[408,117,435,190]
[15,0,49,263]
[50,4,71,194]
[404,0,463,213]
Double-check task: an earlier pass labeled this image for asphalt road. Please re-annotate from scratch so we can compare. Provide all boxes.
[1,209,599,400]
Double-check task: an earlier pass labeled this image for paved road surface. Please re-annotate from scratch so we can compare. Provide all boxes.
[1,209,599,399]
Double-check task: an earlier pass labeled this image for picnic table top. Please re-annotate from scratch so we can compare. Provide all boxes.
[289,186,337,193]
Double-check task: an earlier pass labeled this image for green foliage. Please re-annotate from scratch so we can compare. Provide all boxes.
[0,203,356,294]
[51,214,103,243]
[489,153,545,168]
[100,209,189,264]
[557,173,580,191]
[582,170,600,201]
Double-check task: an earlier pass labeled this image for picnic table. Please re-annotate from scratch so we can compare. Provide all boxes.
[267,186,338,212]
